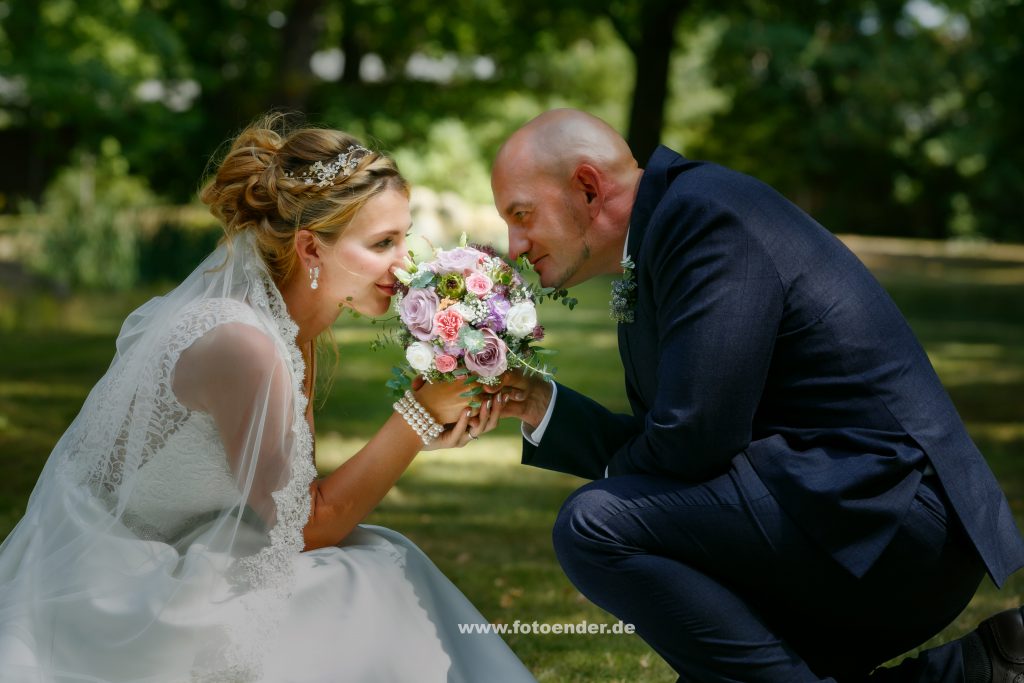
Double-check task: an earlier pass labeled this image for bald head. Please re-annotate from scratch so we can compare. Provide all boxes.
[493,109,637,183]
[490,109,643,289]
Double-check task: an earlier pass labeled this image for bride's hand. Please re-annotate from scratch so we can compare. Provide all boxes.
[413,377,476,425]
[422,393,506,451]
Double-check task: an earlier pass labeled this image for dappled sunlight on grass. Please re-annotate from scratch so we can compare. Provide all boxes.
[927,344,1024,387]
[0,381,91,400]
[968,422,1024,444]
[0,238,1021,681]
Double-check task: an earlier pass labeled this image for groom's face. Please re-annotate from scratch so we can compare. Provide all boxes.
[493,173,592,289]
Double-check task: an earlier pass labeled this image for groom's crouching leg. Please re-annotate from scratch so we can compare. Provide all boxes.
[550,480,644,639]
[551,481,624,579]
[550,475,826,682]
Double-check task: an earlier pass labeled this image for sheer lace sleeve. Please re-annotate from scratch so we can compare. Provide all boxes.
[0,235,319,682]
[171,316,298,528]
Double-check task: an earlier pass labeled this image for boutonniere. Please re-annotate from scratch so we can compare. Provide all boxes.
[609,255,636,324]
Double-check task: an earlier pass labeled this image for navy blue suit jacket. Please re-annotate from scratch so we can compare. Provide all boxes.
[524,147,1024,585]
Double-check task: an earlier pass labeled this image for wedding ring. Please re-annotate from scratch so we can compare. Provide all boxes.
[468,432,479,440]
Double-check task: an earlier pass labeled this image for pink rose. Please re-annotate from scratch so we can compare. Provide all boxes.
[434,307,464,343]
[465,273,493,296]
[434,353,458,373]
[464,328,508,378]
[429,247,484,275]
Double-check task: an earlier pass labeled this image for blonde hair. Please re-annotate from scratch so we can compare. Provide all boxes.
[200,112,408,285]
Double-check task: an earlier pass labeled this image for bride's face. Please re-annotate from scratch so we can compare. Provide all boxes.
[321,188,411,317]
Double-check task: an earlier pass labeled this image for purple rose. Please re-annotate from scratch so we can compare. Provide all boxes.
[464,328,508,378]
[430,247,483,275]
[399,288,439,340]
[481,296,511,332]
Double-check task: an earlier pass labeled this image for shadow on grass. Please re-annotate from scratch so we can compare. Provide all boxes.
[0,245,1022,681]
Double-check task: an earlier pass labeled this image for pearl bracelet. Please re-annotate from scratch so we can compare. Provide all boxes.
[393,390,444,445]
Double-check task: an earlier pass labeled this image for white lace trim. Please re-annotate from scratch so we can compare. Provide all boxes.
[198,247,317,682]
[235,257,316,591]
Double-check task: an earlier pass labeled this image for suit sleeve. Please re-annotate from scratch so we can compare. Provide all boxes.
[521,383,642,480]
[606,192,784,481]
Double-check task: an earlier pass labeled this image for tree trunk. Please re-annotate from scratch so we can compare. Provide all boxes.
[622,1,684,163]
[340,0,364,85]
[272,0,325,110]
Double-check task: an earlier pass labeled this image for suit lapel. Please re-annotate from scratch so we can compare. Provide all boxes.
[617,146,682,411]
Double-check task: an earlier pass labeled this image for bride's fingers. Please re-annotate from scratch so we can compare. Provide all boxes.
[449,406,472,443]
[482,396,504,433]
[473,397,491,431]
[464,397,503,440]
[426,407,471,450]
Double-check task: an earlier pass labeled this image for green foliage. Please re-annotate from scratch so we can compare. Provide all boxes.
[136,219,222,285]
[26,138,156,290]
[688,0,1024,242]
[392,119,494,204]
[385,365,413,398]
[3,0,1023,247]
[537,287,579,310]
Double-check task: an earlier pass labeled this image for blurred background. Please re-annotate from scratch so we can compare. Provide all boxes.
[1,1,1022,680]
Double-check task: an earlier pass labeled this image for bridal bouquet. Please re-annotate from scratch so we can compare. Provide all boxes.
[384,235,572,405]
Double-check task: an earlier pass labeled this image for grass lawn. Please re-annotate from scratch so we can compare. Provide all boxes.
[1,236,1022,681]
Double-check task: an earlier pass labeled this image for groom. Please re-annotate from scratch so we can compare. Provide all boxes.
[490,109,1024,682]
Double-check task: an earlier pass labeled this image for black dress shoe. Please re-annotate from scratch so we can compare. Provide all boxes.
[966,607,1024,683]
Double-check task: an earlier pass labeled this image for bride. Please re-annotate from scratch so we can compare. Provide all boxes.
[0,115,537,682]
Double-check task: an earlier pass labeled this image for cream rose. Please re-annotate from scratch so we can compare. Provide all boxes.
[505,302,538,338]
[405,341,435,372]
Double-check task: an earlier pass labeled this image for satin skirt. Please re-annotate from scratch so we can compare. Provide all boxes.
[0,510,536,683]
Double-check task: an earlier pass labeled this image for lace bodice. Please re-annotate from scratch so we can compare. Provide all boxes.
[9,236,323,682]
[122,410,240,539]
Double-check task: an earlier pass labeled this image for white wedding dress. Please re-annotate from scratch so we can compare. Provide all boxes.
[0,233,536,682]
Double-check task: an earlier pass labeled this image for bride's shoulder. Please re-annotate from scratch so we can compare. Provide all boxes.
[175,297,263,330]
[168,297,283,372]
[170,299,286,410]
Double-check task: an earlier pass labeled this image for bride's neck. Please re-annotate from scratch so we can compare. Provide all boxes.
[278,271,332,349]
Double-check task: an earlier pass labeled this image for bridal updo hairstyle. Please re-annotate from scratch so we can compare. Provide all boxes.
[200,113,409,285]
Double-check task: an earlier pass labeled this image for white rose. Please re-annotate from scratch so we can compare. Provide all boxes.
[405,341,435,372]
[453,302,479,323]
[505,302,538,338]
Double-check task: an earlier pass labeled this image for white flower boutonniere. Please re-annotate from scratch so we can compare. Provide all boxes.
[610,255,636,324]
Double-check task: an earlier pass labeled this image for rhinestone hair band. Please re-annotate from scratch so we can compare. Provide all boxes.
[287,144,373,188]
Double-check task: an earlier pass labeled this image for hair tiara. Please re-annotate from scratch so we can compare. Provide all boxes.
[286,144,373,188]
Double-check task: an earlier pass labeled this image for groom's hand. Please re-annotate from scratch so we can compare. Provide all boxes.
[487,371,553,429]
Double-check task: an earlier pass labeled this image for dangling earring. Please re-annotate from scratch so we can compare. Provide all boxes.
[309,266,320,290]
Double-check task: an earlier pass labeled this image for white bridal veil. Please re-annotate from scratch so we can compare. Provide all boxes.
[0,231,317,681]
